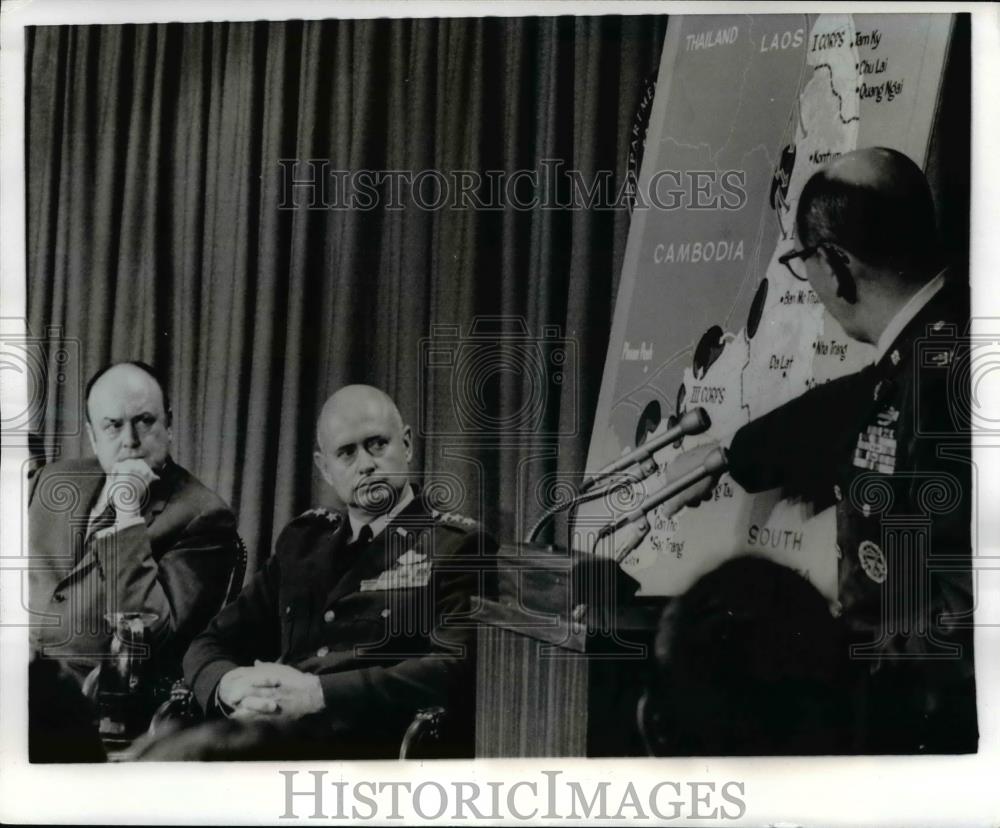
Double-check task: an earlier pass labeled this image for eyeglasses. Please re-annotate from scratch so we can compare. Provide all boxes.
[778,245,819,282]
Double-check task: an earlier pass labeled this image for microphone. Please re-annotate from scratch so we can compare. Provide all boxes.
[594,446,728,555]
[581,408,711,492]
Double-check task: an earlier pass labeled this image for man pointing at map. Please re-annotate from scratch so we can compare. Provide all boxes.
[672,147,975,754]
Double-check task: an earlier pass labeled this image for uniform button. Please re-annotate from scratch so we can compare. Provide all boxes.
[316,646,330,658]
[324,610,335,623]
[833,484,843,502]
[53,593,65,603]
[380,608,391,619]
[285,605,292,616]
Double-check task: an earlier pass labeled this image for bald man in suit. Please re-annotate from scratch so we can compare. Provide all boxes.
[28,362,239,693]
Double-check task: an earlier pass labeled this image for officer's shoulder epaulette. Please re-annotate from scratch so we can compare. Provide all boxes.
[288,507,344,529]
[431,509,481,532]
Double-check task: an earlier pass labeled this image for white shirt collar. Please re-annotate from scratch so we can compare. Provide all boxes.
[348,484,415,543]
[874,270,946,362]
[90,486,110,520]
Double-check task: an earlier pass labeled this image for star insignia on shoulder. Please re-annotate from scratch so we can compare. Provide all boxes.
[298,507,342,525]
[431,509,480,530]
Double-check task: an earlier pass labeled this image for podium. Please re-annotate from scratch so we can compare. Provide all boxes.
[474,543,668,757]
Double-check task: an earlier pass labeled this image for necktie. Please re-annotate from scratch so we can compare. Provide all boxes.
[333,523,373,583]
[87,503,117,539]
[80,503,116,563]
[351,524,374,549]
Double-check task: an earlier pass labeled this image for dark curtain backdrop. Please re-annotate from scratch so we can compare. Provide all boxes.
[26,17,668,572]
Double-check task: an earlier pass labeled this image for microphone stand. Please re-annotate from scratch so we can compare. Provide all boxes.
[524,469,642,545]
[525,407,713,547]
[594,446,728,561]
[492,409,724,647]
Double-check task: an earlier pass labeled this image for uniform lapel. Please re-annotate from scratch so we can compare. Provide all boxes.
[316,518,352,606]
[873,280,964,379]
[846,284,964,476]
[324,492,427,605]
[58,458,179,586]
[53,465,106,586]
[143,459,179,531]
[377,492,429,572]
[325,527,387,606]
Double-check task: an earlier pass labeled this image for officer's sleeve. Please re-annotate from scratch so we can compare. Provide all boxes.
[315,528,494,730]
[728,369,875,502]
[182,552,282,713]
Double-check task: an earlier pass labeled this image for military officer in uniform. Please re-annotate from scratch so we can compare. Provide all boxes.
[673,147,975,754]
[183,385,493,758]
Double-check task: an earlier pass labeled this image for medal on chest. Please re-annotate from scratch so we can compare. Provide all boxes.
[853,404,899,475]
[857,539,888,584]
[360,526,432,592]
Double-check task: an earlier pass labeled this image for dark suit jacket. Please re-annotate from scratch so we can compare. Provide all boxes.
[727,281,976,752]
[184,491,494,757]
[28,457,239,686]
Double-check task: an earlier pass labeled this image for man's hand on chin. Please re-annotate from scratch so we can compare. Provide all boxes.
[107,458,160,518]
[224,662,325,721]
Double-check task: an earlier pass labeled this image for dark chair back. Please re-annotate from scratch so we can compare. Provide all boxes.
[146,533,249,737]
[223,534,249,606]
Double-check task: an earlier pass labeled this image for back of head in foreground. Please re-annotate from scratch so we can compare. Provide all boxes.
[640,555,849,756]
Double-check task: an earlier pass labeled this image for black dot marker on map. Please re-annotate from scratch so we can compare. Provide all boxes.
[693,325,725,380]
[635,399,662,449]
[747,278,768,339]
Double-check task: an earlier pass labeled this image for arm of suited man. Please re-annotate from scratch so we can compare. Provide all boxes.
[183,520,493,730]
[89,498,240,668]
[28,461,239,672]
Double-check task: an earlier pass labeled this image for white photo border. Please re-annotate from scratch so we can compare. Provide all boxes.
[1,1,998,825]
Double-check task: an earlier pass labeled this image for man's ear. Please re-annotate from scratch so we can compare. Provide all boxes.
[314,450,332,486]
[821,244,857,304]
[402,424,413,463]
[85,422,97,456]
